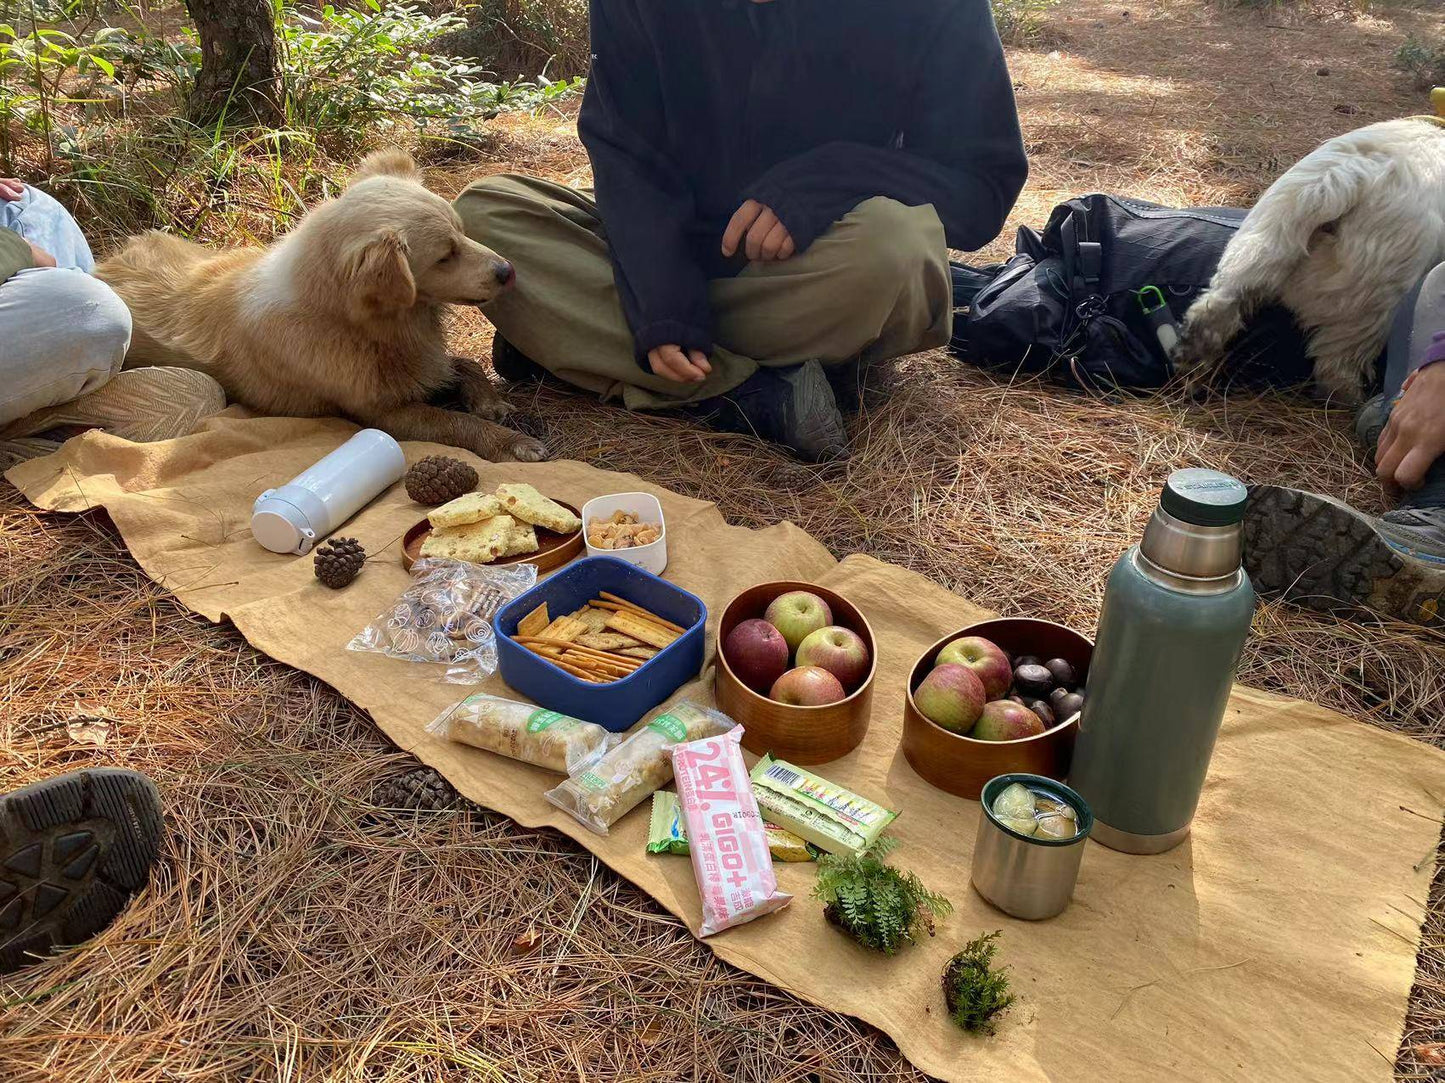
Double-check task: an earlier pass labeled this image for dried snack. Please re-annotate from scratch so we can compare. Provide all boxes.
[496,483,582,534]
[427,693,612,774]
[647,791,816,862]
[510,593,685,684]
[587,510,664,551]
[517,603,550,638]
[429,491,505,529]
[545,702,730,834]
[750,755,898,856]
[348,558,536,683]
[421,514,518,564]
[672,726,792,936]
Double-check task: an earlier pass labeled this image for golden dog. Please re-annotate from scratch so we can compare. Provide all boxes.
[97,149,546,461]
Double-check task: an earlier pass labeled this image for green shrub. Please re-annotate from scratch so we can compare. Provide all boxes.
[1395,34,1445,91]
[942,931,1016,1035]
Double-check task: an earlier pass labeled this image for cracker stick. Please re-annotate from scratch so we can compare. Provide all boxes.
[561,653,633,678]
[516,637,644,669]
[595,593,687,634]
[604,610,679,649]
[517,603,550,638]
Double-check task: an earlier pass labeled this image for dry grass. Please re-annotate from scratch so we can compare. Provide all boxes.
[5,0,1445,1078]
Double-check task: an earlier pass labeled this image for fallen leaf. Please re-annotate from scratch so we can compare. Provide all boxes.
[65,704,115,748]
[511,928,541,955]
[1413,1043,1445,1065]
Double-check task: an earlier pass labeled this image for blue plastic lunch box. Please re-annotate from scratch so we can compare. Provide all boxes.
[493,555,708,732]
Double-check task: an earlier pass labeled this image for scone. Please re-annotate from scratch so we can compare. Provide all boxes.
[420,514,517,563]
[495,483,581,534]
[429,492,504,529]
[501,518,539,558]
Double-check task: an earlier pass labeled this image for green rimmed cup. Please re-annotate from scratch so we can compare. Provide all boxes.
[971,773,1094,920]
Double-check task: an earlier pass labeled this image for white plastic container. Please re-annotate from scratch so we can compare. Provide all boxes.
[580,492,667,575]
[251,429,406,555]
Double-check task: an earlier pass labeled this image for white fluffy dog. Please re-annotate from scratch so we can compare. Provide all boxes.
[1174,117,1445,400]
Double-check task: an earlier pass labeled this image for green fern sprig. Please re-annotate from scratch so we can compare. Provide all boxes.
[812,837,951,955]
[942,931,1015,1035]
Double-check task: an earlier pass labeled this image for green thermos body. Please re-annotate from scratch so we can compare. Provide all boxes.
[1069,470,1256,855]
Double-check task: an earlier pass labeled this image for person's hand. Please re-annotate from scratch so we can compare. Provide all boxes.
[1377,362,1445,490]
[0,179,24,202]
[26,240,56,268]
[648,344,712,383]
[721,199,795,262]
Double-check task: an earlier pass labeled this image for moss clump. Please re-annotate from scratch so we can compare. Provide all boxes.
[942,931,1016,1035]
[812,837,951,955]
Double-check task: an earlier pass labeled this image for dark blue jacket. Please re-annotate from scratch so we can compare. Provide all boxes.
[578,0,1028,363]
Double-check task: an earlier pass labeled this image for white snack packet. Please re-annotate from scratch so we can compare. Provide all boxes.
[425,693,613,775]
[671,725,792,936]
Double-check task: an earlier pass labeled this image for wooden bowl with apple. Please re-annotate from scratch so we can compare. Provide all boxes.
[900,617,1092,800]
[714,582,876,765]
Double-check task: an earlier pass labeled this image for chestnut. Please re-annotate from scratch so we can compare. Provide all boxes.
[1024,699,1056,727]
[1013,663,1054,698]
[1054,691,1085,721]
[1044,657,1076,689]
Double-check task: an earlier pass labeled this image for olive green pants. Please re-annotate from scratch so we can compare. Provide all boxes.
[453,175,953,411]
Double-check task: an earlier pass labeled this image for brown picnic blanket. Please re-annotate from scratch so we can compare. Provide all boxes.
[8,413,1445,1083]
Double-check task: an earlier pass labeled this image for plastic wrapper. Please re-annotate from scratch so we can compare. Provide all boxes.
[544,701,730,835]
[347,558,536,683]
[426,693,613,774]
[672,725,792,936]
[647,791,816,862]
[749,754,898,855]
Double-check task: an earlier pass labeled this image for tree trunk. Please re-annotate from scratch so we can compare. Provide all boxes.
[183,0,281,127]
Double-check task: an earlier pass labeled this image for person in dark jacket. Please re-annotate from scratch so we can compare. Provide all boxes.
[455,0,1027,459]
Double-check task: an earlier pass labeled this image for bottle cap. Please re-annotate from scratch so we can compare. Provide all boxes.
[1159,468,1248,527]
[251,490,320,555]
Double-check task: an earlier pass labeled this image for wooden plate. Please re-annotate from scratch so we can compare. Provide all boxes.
[402,499,584,573]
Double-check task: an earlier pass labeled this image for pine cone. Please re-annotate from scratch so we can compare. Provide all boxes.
[373,766,461,812]
[405,455,478,505]
[314,536,365,589]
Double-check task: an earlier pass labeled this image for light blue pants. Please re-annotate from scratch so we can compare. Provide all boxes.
[0,186,131,427]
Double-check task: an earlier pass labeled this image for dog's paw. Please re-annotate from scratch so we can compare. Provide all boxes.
[508,434,549,463]
[470,398,514,422]
[1175,294,1245,374]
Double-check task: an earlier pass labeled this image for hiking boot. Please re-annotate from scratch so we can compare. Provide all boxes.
[824,358,864,414]
[490,331,546,384]
[698,359,848,462]
[1354,393,1388,466]
[0,366,226,448]
[0,768,163,974]
[1244,484,1445,626]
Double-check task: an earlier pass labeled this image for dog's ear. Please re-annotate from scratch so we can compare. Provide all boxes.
[347,229,416,315]
[350,148,421,186]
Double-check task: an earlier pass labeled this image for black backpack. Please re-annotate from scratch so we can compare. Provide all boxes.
[950,193,1312,391]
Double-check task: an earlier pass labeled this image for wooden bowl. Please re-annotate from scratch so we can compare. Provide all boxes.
[714,582,876,765]
[901,618,1093,800]
[401,500,584,573]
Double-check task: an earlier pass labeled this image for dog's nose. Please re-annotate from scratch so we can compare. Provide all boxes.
[493,259,515,287]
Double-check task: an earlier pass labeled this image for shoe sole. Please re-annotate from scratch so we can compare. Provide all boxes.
[1244,485,1445,625]
[0,768,162,974]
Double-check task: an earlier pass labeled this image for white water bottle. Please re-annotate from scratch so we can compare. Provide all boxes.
[251,429,406,554]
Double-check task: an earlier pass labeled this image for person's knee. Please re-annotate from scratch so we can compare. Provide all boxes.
[49,270,132,374]
[831,198,946,293]
[454,174,547,232]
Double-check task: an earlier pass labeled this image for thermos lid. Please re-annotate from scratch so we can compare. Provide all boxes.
[251,491,319,555]
[1159,468,1248,527]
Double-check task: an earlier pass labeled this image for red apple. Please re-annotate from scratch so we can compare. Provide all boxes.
[770,665,847,706]
[724,618,791,694]
[913,663,986,733]
[795,625,870,691]
[935,636,1012,700]
[970,700,1046,742]
[764,590,833,652]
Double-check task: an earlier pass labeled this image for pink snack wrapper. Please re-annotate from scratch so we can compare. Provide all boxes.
[671,725,792,937]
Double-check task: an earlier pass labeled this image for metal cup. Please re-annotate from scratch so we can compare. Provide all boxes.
[971,774,1093,920]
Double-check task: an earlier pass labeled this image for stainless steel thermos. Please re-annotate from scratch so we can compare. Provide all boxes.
[1068,469,1255,854]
